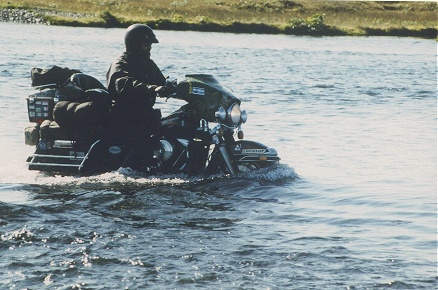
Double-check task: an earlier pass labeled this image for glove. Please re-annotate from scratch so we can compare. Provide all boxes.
[137,84,157,107]
[155,85,176,98]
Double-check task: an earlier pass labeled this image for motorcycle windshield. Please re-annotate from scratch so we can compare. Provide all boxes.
[176,74,240,122]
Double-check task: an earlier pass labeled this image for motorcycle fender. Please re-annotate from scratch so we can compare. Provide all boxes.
[230,140,280,162]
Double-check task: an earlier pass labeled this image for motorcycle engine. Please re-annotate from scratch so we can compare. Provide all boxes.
[154,140,174,162]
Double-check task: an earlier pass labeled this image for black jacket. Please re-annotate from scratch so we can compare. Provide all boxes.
[106,51,166,119]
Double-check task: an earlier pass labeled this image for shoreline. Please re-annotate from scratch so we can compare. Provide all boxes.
[1,7,436,39]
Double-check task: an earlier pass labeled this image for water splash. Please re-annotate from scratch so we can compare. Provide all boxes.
[238,163,298,183]
[29,168,190,190]
[21,163,297,193]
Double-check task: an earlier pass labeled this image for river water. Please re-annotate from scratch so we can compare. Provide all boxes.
[0,22,436,289]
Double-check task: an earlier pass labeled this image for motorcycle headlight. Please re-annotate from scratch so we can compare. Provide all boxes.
[228,103,242,125]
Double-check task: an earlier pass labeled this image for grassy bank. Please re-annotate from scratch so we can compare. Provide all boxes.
[1,0,436,38]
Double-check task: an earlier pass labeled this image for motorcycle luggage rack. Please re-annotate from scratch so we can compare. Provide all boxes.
[33,83,59,90]
[27,140,100,173]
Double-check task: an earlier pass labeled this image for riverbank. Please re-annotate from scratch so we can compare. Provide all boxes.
[1,1,436,38]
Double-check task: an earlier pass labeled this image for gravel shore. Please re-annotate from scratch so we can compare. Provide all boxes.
[0,8,89,25]
[0,8,47,24]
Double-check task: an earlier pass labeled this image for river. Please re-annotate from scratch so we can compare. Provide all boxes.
[0,22,436,289]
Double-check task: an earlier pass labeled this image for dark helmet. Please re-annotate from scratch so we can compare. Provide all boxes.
[124,24,158,50]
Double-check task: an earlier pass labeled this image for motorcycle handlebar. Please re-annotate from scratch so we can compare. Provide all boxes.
[156,77,179,99]
[155,86,179,99]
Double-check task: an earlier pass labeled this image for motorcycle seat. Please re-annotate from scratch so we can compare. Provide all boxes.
[70,73,106,91]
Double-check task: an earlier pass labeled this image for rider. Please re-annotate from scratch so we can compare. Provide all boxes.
[106,23,172,171]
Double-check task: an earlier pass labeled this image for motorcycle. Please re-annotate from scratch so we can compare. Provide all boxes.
[25,70,280,176]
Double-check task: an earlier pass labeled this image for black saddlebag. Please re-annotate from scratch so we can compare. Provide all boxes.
[48,88,110,142]
[39,120,68,141]
[40,120,103,142]
[53,100,107,127]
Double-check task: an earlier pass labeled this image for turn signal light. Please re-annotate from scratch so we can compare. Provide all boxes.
[237,129,244,139]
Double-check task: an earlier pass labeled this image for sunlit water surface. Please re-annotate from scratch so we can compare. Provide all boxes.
[0,22,436,289]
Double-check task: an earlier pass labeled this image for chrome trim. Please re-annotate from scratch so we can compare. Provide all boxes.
[53,140,75,148]
[177,138,189,148]
[241,110,247,123]
[29,154,85,159]
[79,140,101,170]
[27,140,101,172]
[28,162,82,167]
[215,107,226,122]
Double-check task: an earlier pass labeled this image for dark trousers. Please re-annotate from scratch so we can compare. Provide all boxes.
[107,109,161,170]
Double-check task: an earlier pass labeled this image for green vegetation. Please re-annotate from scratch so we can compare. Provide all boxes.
[1,0,436,38]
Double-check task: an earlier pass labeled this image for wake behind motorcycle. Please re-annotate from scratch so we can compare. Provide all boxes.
[24,68,280,176]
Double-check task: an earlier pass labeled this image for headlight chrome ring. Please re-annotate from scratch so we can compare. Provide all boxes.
[215,107,227,122]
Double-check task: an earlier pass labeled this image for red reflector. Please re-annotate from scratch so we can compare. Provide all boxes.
[238,130,244,139]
